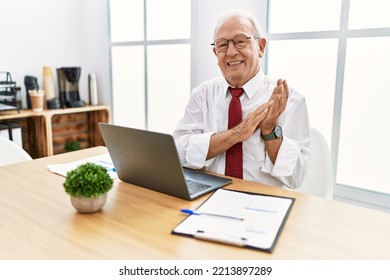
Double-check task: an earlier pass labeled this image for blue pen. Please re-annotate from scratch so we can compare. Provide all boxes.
[180,209,244,221]
[98,160,116,172]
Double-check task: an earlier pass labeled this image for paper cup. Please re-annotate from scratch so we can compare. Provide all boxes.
[29,90,45,112]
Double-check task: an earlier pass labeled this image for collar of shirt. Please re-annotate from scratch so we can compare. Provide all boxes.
[223,69,265,100]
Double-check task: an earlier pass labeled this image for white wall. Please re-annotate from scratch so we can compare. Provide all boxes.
[0,0,110,108]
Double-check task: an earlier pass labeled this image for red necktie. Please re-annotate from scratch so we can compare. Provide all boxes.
[225,87,244,179]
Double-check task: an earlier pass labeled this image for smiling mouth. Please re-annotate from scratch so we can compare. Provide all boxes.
[227,60,243,66]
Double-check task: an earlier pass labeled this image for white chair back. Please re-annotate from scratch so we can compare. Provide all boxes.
[297,127,334,199]
[0,136,32,167]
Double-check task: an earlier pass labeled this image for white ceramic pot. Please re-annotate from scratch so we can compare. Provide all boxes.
[70,193,107,214]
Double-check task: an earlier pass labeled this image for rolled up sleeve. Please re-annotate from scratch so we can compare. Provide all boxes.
[173,84,216,169]
[184,131,214,168]
[261,136,309,189]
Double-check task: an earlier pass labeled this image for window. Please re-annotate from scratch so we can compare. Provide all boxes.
[147,44,190,133]
[268,0,341,33]
[109,0,191,133]
[267,39,338,146]
[111,46,145,128]
[348,0,390,29]
[338,37,390,194]
[110,0,144,42]
[266,0,390,207]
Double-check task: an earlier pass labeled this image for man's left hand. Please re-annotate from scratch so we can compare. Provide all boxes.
[259,79,289,134]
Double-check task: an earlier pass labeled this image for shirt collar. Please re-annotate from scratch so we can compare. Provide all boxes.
[224,69,265,99]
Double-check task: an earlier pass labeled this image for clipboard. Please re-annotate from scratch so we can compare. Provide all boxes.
[172,188,295,252]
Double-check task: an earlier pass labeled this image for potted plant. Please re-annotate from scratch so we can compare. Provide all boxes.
[63,162,113,213]
[64,140,82,152]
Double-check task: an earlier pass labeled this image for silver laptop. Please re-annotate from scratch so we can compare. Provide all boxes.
[98,123,232,200]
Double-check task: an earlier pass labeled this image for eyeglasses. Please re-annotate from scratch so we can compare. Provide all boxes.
[211,35,256,52]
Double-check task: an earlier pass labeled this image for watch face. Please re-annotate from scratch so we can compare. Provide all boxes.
[274,126,282,138]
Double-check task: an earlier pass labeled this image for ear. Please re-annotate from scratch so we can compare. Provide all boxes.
[258,38,267,58]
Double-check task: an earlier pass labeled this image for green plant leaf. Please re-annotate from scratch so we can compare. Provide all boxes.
[63,162,113,198]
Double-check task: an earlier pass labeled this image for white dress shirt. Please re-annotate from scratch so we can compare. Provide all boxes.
[173,70,311,189]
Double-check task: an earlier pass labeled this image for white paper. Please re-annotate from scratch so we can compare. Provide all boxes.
[173,188,293,250]
[0,103,17,110]
[47,153,118,179]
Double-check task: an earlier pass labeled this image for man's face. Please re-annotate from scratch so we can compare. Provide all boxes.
[213,17,265,88]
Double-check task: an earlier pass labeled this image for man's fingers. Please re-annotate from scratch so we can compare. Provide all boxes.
[255,101,272,114]
[258,107,269,120]
[270,92,280,110]
[242,103,271,131]
[283,80,289,99]
[254,108,269,128]
[280,80,288,112]
[269,79,284,102]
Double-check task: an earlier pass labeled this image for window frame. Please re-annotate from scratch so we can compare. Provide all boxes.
[108,0,191,130]
[264,0,390,211]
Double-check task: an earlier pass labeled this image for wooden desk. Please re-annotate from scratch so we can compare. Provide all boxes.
[0,105,110,158]
[0,147,389,259]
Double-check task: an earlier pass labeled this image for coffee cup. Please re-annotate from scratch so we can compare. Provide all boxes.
[29,89,45,112]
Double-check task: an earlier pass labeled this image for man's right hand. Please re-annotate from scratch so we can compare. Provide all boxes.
[231,102,270,141]
[206,102,270,160]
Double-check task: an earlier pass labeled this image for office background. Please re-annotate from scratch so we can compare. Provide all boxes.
[1,0,389,212]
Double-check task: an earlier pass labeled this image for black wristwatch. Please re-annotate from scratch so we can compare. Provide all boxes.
[261,125,283,141]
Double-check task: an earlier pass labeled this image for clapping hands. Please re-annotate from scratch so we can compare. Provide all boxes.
[259,79,289,134]
[232,79,289,142]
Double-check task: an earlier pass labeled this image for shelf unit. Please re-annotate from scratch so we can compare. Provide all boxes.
[0,72,19,113]
[0,105,110,158]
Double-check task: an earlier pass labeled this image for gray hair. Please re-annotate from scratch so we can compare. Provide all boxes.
[213,10,263,40]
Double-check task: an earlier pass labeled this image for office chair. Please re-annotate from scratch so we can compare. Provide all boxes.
[296,127,334,199]
[0,136,32,167]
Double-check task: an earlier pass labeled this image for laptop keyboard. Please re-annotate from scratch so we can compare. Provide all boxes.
[186,180,213,195]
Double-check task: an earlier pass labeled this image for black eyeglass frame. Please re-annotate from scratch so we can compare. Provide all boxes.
[211,35,258,52]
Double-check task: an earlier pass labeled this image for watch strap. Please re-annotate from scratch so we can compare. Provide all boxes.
[261,125,282,141]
